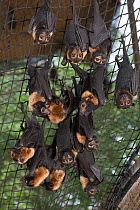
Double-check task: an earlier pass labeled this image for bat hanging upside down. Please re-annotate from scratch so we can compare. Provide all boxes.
[76,149,103,195]
[88,0,112,65]
[71,63,106,115]
[28,0,55,44]
[73,112,99,152]
[27,55,74,123]
[61,0,89,65]
[114,36,139,109]
[10,103,45,165]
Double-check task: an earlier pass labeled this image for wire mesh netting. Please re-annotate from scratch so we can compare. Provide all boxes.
[0,0,140,209]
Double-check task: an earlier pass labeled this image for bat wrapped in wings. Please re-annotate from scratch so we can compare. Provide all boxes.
[27,55,74,123]
[10,103,44,165]
[28,0,55,44]
[61,0,89,65]
[76,149,103,195]
[73,112,99,152]
[71,63,106,115]
[51,114,82,166]
[114,37,139,109]
[88,0,111,65]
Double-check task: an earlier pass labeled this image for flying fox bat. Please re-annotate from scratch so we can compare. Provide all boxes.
[61,0,89,65]
[76,149,103,195]
[71,63,106,115]
[27,54,53,117]
[28,55,74,123]
[51,114,82,166]
[28,0,55,44]
[88,0,111,65]
[114,37,139,109]
[73,112,99,151]
[10,103,45,165]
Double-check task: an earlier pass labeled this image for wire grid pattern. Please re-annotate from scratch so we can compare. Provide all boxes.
[0,0,140,209]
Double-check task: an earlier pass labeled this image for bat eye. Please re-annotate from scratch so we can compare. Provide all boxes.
[71,53,76,57]
[95,58,100,62]
[41,107,46,113]
[81,103,86,108]
[39,35,45,40]
[120,102,124,106]
[127,100,131,105]
[79,53,82,58]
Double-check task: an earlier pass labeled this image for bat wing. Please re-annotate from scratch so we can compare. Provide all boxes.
[71,0,88,51]
[88,0,110,48]
[90,163,103,182]
[131,68,139,96]
[90,65,106,105]
[45,9,55,32]
[71,63,88,80]
[28,16,35,34]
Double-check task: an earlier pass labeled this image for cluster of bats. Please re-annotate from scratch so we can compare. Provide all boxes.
[10,0,139,196]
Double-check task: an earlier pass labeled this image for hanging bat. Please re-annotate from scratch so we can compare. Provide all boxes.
[88,0,111,65]
[10,103,45,165]
[27,54,53,117]
[114,37,139,109]
[71,63,106,115]
[76,149,103,195]
[61,0,89,66]
[73,112,99,152]
[28,0,55,44]
[28,55,74,123]
[52,114,82,166]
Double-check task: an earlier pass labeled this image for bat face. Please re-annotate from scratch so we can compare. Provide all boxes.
[36,29,53,45]
[67,46,87,63]
[92,51,107,65]
[10,147,35,164]
[60,151,75,165]
[116,93,133,109]
[85,136,99,151]
[79,99,98,116]
[85,182,100,195]
[33,101,51,117]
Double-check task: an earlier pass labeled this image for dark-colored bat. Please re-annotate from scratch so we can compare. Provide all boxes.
[114,37,139,109]
[51,114,82,166]
[27,54,53,117]
[88,0,111,65]
[73,112,99,151]
[10,103,45,165]
[76,149,103,195]
[28,0,55,44]
[28,55,74,123]
[61,0,89,66]
[71,63,106,115]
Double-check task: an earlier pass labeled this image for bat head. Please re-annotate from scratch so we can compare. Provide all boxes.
[92,51,107,65]
[60,151,75,165]
[116,93,134,109]
[85,135,99,151]
[36,29,53,44]
[67,46,87,63]
[85,182,100,195]
[33,101,50,117]
[10,147,35,164]
[79,99,98,115]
